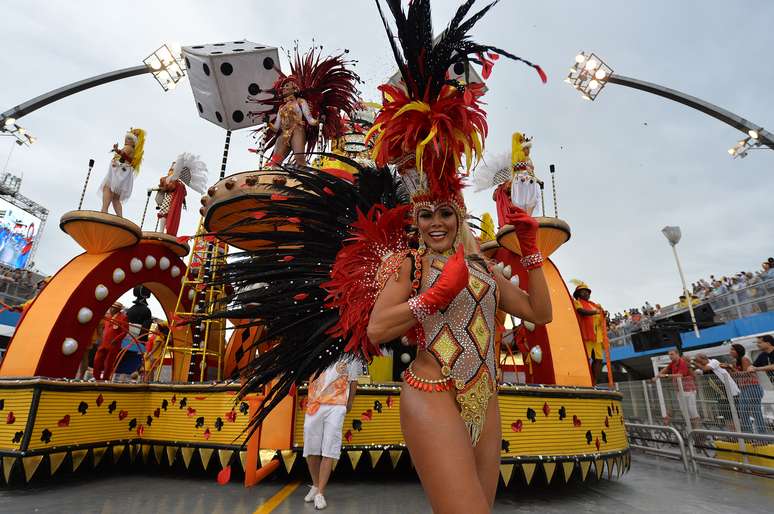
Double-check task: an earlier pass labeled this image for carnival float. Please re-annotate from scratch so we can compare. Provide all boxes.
[0,0,628,490]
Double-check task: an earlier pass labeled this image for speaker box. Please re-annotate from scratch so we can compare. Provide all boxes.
[631,326,682,352]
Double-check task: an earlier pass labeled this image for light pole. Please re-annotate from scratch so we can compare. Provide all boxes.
[661,226,700,338]
[566,52,774,156]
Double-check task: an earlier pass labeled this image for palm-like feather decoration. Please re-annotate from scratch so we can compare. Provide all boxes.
[368,0,546,203]
[208,160,408,433]
[473,152,511,192]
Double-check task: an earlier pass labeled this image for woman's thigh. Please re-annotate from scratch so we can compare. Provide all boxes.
[400,385,489,514]
[472,396,501,507]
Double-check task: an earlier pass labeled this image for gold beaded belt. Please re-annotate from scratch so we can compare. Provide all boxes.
[402,363,454,392]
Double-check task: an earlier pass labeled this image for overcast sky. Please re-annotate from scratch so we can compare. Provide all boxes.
[1,0,773,317]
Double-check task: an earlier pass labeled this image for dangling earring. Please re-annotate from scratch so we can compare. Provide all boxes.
[418,239,427,255]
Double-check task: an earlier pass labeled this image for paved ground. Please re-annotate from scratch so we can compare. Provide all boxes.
[0,455,771,514]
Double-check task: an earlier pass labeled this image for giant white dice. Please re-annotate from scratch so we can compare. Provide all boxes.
[182,41,281,130]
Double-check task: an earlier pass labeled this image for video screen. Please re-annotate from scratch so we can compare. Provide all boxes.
[0,198,42,269]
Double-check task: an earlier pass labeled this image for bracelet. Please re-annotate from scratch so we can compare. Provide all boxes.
[408,295,432,323]
[520,252,544,270]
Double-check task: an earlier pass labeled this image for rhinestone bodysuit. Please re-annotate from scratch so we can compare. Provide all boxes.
[419,254,498,445]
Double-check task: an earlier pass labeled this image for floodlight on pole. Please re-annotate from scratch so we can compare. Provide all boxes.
[661,226,700,338]
[143,43,186,92]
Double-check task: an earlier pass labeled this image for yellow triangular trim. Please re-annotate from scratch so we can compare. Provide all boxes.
[562,461,575,482]
[22,455,44,482]
[49,452,67,475]
[153,445,164,464]
[112,445,126,464]
[181,447,195,469]
[259,449,276,468]
[522,462,537,485]
[332,458,339,471]
[607,458,613,480]
[595,459,604,479]
[2,456,16,483]
[71,449,88,472]
[281,450,297,473]
[348,450,363,470]
[92,447,107,467]
[199,448,214,470]
[239,451,248,471]
[543,462,556,484]
[499,463,514,487]
[141,444,151,464]
[369,450,383,468]
[580,460,591,481]
[389,450,402,469]
[167,446,178,466]
[218,449,233,469]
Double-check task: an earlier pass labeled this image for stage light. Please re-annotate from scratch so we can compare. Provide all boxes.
[3,118,15,128]
[565,51,613,101]
[144,43,187,92]
[748,129,759,139]
[728,148,736,155]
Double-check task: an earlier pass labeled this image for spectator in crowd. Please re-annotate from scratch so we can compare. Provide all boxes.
[721,344,766,433]
[694,353,741,401]
[749,335,774,372]
[654,349,700,428]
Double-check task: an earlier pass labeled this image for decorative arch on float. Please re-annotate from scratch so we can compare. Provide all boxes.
[0,241,194,379]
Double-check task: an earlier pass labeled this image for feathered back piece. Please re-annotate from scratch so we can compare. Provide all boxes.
[368,0,546,206]
[170,152,208,194]
[251,46,361,154]
[208,159,409,431]
[129,128,146,172]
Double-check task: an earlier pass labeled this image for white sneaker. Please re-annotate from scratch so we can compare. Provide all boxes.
[314,493,327,510]
[304,486,319,503]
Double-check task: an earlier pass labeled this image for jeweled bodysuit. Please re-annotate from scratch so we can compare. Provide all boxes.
[419,254,499,445]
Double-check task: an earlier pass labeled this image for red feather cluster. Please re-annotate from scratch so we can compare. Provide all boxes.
[323,204,411,361]
[368,82,488,202]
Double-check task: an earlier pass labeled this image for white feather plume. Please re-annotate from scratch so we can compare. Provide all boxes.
[170,152,209,194]
[473,153,511,192]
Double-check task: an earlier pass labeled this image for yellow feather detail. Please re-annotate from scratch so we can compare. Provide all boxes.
[394,101,432,119]
[415,124,438,173]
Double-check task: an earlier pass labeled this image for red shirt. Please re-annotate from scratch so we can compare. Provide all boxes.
[666,357,696,392]
[574,298,597,342]
[99,312,128,350]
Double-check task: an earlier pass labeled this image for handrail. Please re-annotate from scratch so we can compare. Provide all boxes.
[625,422,690,471]
[686,429,774,475]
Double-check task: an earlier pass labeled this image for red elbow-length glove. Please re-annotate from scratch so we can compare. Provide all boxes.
[408,245,469,321]
[495,187,542,269]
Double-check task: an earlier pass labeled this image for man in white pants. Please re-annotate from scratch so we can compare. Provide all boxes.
[303,357,361,510]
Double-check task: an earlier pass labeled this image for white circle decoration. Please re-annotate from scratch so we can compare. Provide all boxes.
[187,289,195,300]
[145,255,157,269]
[400,352,411,364]
[159,257,171,271]
[62,338,79,356]
[130,258,143,273]
[529,345,543,364]
[94,284,109,301]
[170,266,181,278]
[77,307,93,324]
[112,268,126,284]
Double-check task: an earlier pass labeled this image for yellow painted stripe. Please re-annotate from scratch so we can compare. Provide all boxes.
[253,481,300,514]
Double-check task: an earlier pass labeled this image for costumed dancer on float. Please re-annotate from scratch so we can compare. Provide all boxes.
[250,47,360,185]
[571,280,609,385]
[155,153,208,236]
[100,127,145,217]
[207,2,547,512]
[302,357,361,510]
[476,131,543,222]
[92,301,129,381]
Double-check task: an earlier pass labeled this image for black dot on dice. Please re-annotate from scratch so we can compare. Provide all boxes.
[220,62,234,76]
[453,62,465,75]
[197,102,203,113]
[254,46,265,50]
[214,43,225,47]
[232,110,244,123]
[202,63,210,76]
[233,49,243,52]
[248,83,260,95]
[262,57,274,70]
[192,45,204,49]
[215,111,223,122]
[184,57,190,69]
[233,41,244,45]
[211,51,222,55]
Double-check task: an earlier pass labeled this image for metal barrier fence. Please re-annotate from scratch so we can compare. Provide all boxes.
[619,370,774,473]
[609,278,774,347]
